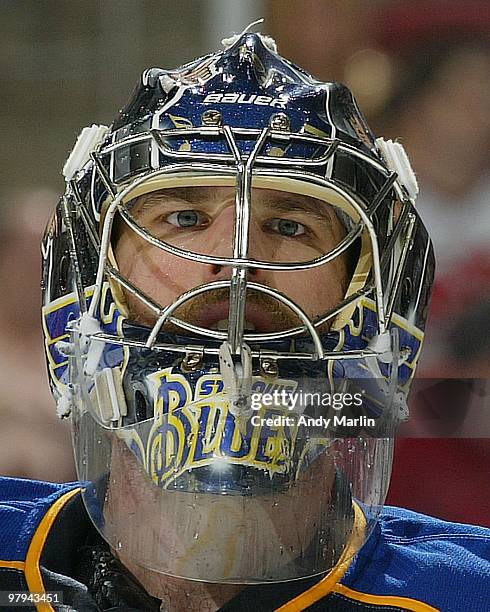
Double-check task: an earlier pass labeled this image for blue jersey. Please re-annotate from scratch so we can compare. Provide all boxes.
[0,477,489,611]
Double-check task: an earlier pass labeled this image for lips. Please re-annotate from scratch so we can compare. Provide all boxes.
[168,287,302,336]
[215,318,256,331]
[192,301,279,333]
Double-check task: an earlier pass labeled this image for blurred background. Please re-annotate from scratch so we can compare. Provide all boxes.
[1,0,489,524]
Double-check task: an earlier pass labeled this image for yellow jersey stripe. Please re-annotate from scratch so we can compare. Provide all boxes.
[24,488,81,612]
[275,502,367,611]
[332,583,440,611]
[0,560,25,571]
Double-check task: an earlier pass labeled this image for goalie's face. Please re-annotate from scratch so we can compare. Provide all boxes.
[114,186,349,330]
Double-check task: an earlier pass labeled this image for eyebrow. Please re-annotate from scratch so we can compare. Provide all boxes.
[262,193,336,226]
[132,188,197,214]
[133,189,338,226]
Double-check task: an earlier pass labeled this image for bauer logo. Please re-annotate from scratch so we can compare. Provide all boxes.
[203,92,288,109]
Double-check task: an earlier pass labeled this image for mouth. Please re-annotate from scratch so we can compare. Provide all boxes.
[166,288,302,337]
[214,318,256,332]
[193,302,279,334]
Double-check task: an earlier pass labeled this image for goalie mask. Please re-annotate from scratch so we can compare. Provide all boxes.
[42,32,434,583]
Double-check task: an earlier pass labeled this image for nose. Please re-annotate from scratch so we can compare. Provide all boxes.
[201,205,269,283]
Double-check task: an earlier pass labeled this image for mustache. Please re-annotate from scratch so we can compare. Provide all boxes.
[127,286,302,333]
[177,287,300,332]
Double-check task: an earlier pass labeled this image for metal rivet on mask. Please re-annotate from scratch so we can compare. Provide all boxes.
[181,351,204,372]
[260,358,279,377]
[239,43,254,63]
[269,112,290,131]
[201,109,223,127]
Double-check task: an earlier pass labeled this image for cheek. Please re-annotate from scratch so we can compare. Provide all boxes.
[256,239,324,265]
[116,236,202,307]
[269,259,347,317]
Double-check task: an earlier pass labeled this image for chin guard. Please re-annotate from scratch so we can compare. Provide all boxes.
[219,340,253,417]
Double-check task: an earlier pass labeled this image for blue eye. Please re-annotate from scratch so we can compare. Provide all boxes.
[166,210,208,228]
[270,218,306,237]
